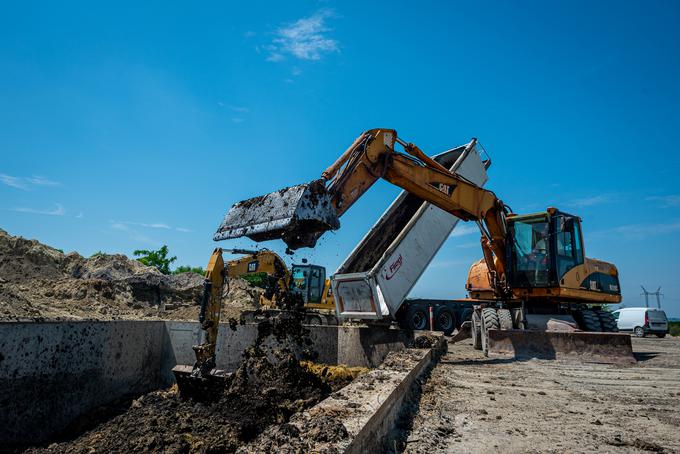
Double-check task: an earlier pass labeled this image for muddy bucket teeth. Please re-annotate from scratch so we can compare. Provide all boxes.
[214,179,340,250]
[172,365,231,401]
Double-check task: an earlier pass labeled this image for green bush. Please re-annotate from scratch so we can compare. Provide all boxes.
[133,245,177,275]
[172,265,205,275]
[668,321,680,337]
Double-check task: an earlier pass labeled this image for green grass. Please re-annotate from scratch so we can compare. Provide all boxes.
[669,321,680,337]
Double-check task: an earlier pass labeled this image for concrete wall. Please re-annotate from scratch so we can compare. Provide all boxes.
[0,321,164,445]
[0,320,411,445]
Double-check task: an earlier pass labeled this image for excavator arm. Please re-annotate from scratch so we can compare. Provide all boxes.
[216,128,512,297]
[320,128,510,295]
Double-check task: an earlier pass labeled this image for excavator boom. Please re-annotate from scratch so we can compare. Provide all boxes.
[216,128,510,296]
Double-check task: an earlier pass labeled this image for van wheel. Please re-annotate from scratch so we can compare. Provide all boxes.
[471,311,482,350]
[407,306,428,330]
[633,326,645,337]
[497,309,513,330]
[436,307,456,336]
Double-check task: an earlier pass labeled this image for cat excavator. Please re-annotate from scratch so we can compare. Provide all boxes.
[175,127,632,396]
[214,128,632,359]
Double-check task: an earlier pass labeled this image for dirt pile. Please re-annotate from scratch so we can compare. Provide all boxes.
[26,350,330,454]
[0,229,261,321]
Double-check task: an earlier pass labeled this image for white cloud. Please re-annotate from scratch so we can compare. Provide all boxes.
[565,194,614,208]
[598,220,680,240]
[228,105,250,113]
[449,224,479,238]
[112,220,191,233]
[244,30,256,38]
[12,203,66,216]
[231,117,245,123]
[75,212,85,219]
[646,195,680,208]
[1,174,60,190]
[267,9,339,61]
[109,222,157,245]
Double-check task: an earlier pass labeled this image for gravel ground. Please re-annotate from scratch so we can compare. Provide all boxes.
[403,336,680,453]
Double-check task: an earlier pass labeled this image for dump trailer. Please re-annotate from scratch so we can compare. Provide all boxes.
[331,139,489,335]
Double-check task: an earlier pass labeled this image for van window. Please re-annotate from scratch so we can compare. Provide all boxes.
[648,310,668,322]
[612,310,620,320]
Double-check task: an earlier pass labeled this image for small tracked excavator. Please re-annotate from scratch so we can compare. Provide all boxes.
[214,128,633,362]
[172,248,336,397]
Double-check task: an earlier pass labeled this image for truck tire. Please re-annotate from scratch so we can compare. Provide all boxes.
[595,310,618,332]
[460,308,473,329]
[577,309,602,332]
[406,306,428,331]
[471,310,482,350]
[498,308,513,330]
[481,308,500,355]
[436,307,456,336]
[655,333,666,338]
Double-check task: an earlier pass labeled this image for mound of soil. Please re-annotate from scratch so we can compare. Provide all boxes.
[0,229,261,321]
[26,350,330,454]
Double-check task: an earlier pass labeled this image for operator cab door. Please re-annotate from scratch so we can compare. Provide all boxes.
[290,264,326,305]
[552,214,585,284]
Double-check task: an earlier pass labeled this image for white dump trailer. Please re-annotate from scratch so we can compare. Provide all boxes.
[331,139,491,331]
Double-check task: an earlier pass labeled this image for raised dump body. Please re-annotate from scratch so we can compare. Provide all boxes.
[331,140,490,321]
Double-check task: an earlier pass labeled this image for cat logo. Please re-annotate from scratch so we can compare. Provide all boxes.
[247,261,258,272]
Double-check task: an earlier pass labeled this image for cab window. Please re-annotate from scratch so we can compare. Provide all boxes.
[509,217,551,287]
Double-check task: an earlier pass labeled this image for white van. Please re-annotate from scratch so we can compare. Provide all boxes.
[612,308,668,338]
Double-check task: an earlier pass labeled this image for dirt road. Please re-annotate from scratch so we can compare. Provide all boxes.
[403,337,680,453]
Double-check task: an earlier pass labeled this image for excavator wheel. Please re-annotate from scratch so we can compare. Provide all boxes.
[471,310,483,350]
[576,309,602,332]
[497,309,513,330]
[481,308,500,355]
[595,310,618,332]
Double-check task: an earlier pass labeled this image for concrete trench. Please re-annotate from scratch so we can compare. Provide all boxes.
[0,320,442,450]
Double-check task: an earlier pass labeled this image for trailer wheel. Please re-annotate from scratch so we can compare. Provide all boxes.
[497,309,513,330]
[436,307,456,336]
[595,310,618,332]
[406,306,428,330]
[633,326,645,338]
[481,308,500,355]
[471,311,482,350]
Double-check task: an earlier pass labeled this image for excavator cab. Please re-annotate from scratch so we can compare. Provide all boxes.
[507,209,583,288]
[289,264,327,305]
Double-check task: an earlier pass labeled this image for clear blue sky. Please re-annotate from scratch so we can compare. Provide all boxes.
[2,1,679,315]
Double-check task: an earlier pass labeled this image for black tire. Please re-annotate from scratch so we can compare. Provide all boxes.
[305,314,323,325]
[595,310,618,332]
[406,306,428,331]
[435,307,456,336]
[634,326,645,338]
[471,310,482,350]
[460,308,473,328]
[497,308,513,330]
[481,308,500,354]
[655,333,666,338]
[577,309,602,332]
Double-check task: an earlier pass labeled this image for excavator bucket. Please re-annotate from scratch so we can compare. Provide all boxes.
[172,365,232,400]
[214,179,340,250]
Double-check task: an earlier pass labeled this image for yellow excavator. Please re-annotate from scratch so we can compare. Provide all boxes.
[224,248,335,317]
[172,248,336,396]
[175,127,631,394]
[214,128,630,357]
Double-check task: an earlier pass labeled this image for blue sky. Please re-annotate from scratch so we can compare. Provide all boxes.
[2,1,680,315]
